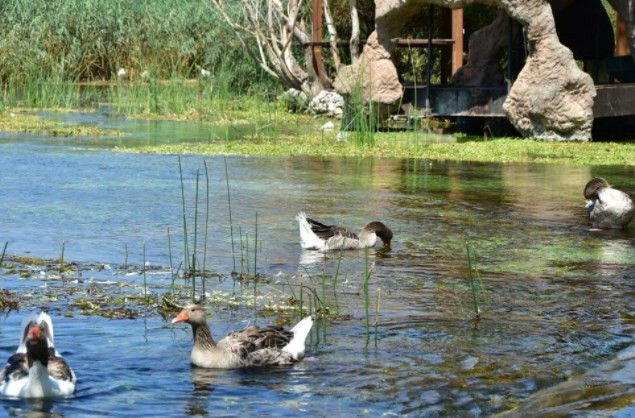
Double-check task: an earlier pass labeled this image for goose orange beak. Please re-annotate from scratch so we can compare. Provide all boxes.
[27,326,41,342]
[172,309,189,324]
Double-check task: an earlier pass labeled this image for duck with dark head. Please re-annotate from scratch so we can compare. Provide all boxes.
[297,212,393,251]
[583,177,634,229]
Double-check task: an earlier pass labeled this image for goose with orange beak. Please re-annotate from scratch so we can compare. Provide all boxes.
[172,304,313,369]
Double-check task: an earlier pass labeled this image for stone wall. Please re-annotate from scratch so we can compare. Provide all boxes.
[334,0,609,141]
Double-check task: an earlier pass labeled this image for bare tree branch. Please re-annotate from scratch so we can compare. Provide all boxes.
[349,0,360,64]
[323,0,341,70]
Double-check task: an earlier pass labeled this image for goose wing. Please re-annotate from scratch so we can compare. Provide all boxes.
[47,348,76,384]
[306,217,358,240]
[219,325,293,359]
[1,353,28,385]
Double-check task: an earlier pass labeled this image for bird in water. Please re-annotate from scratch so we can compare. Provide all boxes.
[584,177,634,229]
[0,312,76,398]
[172,305,313,369]
[296,212,392,251]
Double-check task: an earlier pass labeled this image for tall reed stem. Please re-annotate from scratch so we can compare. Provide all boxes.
[143,241,148,303]
[0,241,8,267]
[192,168,200,302]
[364,247,371,341]
[253,212,258,276]
[178,157,190,273]
[59,240,65,274]
[224,156,236,272]
[202,161,210,298]
[168,227,176,296]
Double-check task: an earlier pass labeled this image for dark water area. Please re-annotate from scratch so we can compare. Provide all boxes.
[0,112,633,416]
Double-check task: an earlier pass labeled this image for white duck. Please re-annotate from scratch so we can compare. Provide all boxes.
[584,177,634,229]
[172,305,313,369]
[0,312,76,398]
[296,212,393,251]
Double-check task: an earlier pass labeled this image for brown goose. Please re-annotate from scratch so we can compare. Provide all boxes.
[584,177,634,229]
[296,212,393,251]
[0,312,76,398]
[172,305,313,369]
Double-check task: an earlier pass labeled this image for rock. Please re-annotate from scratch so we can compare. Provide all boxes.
[335,0,597,141]
[308,90,345,119]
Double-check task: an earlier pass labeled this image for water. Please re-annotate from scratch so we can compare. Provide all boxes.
[0,112,633,416]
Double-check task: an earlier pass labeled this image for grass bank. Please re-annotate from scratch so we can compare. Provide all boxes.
[115,128,635,166]
[0,111,122,136]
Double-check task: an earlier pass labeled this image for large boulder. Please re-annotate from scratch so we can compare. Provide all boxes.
[335,0,597,141]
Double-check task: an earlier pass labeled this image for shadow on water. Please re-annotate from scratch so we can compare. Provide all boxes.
[0,114,633,415]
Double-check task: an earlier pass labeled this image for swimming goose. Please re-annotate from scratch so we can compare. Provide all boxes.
[172,305,313,369]
[584,177,634,229]
[0,312,76,398]
[296,212,393,251]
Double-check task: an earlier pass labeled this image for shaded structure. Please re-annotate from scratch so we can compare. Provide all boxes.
[327,0,635,141]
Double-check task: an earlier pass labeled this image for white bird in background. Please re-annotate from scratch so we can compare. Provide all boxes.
[117,67,127,80]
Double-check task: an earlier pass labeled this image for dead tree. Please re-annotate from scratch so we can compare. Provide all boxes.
[209,0,360,98]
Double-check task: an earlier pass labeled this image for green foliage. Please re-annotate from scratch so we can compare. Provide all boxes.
[0,0,266,88]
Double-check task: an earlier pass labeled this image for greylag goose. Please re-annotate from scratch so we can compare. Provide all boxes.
[172,305,313,369]
[296,212,392,251]
[0,312,76,398]
[584,177,634,229]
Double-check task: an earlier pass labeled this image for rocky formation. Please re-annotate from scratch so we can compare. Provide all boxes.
[335,0,605,141]
[279,88,344,119]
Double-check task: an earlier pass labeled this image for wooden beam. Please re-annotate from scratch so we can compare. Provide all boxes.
[451,8,464,74]
[311,0,328,85]
[616,15,629,56]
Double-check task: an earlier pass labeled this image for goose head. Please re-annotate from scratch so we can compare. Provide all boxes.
[584,177,610,212]
[363,221,393,247]
[24,321,52,367]
[172,304,207,326]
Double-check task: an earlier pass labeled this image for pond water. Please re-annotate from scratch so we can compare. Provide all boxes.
[0,112,634,416]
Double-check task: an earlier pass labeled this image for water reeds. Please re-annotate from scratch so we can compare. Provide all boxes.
[178,157,190,274]
[465,241,484,323]
[191,168,200,301]
[167,227,176,296]
[124,243,129,267]
[202,161,210,298]
[143,241,148,303]
[253,212,258,277]
[0,241,8,267]
[224,157,237,273]
[59,240,66,274]
[363,247,371,341]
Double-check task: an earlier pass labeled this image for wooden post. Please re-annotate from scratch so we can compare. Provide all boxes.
[440,8,452,84]
[451,8,464,74]
[312,0,328,85]
[616,15,628,56]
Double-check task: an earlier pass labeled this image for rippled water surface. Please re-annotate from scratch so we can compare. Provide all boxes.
[0,112,634,416]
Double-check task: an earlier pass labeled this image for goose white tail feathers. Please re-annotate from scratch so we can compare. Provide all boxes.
[283,316,313,360]
[296,212,324,250]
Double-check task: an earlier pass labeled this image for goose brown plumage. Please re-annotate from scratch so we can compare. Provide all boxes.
[172,305,313,369]
[296,212,392,251]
